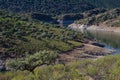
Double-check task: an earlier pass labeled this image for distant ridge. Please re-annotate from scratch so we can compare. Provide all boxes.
[0,0,120,15]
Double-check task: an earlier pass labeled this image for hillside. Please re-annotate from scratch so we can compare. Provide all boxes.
[76,8,120,27]
[0,0,95,15]
[1,54,120,80]
[1,0,120,80]
[0,0,120,15]
[0,11,85,72]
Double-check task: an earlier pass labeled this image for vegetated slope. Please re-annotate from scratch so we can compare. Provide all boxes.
[86,0,120,8]
[76,8,120,27]
[0,11,84,72]
[0,11,84,59]
[1,0,120,15]
[55,8,107,22]
[1,54,120,80]
[0,0,95,15]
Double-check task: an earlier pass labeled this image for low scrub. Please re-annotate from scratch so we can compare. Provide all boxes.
[1,54,120,80]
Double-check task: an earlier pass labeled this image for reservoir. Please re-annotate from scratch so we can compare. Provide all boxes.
[83,30,120,54]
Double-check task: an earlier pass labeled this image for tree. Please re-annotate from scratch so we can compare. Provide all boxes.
[6,50,58,73]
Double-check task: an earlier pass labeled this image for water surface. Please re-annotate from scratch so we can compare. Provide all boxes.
[83,30,120,54]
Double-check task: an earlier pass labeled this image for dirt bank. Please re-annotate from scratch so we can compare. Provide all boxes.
[69,23,120,33]
[87,25,120,33]
[58,43,113,63]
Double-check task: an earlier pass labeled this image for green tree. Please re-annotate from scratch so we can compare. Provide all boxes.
[6,50,58,73]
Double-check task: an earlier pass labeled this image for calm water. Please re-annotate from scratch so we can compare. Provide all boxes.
[83,30,120,54]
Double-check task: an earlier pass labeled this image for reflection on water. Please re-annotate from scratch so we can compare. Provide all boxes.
[84,30,120,54]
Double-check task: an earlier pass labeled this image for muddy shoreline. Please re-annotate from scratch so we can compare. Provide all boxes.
[58,41,114,63]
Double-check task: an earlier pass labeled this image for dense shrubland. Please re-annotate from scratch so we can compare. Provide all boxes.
[0,11,84,73]
[0,55,120,80]
[6,50,58,73]
[0,0,95,15]
[0,0,120,16]
[0,11,84,59]
[0,0,120,79]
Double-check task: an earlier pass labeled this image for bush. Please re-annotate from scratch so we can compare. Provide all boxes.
[6,50,58,72]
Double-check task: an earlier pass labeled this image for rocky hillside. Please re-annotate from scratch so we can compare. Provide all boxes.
[76,8,120,27]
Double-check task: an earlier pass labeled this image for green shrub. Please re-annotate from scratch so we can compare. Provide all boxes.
[6,50,58,72]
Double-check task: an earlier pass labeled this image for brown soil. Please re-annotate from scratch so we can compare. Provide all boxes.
[58,43,112,63]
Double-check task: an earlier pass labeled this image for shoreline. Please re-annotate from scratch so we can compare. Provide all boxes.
[59,23,119,63]
[87,25,120,33]
[68,23,120,33]
[58,42,114,63]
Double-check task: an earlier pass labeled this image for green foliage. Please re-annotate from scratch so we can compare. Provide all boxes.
[2,55,120,80]
[0,11,83,58]
[0,0,120,16]
[0,0,95,16]
[76,8,120,26]
[6,50,58,72]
